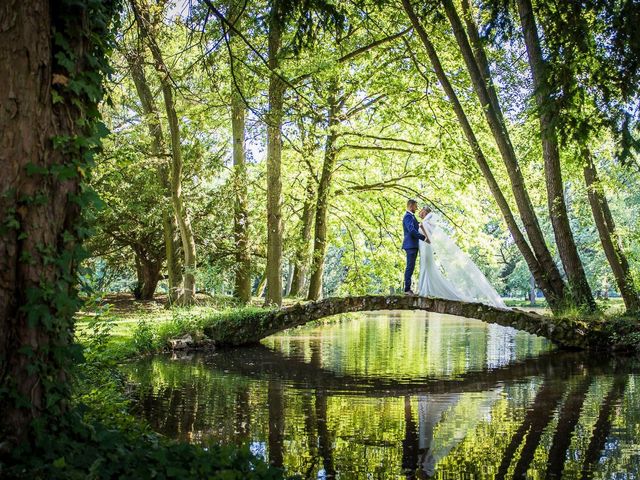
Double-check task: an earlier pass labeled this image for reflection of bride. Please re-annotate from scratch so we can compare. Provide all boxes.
[417,208,507,309]
[416,389,503,478]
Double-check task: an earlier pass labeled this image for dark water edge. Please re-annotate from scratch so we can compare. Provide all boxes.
[122,311,640,479]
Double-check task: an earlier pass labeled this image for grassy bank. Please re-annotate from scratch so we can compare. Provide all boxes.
[4,295,284,479]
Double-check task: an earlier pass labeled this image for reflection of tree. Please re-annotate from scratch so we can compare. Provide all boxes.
[268,379,284,467]
[496,378,565,479]
[545,375,593,478]
[581,374,629,480]
[123,348,639,478]
[316,388,336,477]
[235,385,250,440]
[301,392,319,478]
[401,396,419,478]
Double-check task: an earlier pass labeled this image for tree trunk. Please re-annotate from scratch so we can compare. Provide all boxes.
[441,0,568,309]
[265,8,286,307]
[229,1,251,304]
[529,274,537,306]
[256,271,267,298]
[284,261,294,297]
[583,149,640,313]
[0,0,116,445]
[459,0,503,120]
[134,250,162,300]
[290,175,316,297]
[162,212,182,302]
[516,0,595,311]
[402,0,563,312]
[125,46,181,302]
[132,0,197,305]
[307,88,339,301]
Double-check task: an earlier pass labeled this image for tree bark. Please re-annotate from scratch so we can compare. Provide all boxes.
[134,249,162,300]
[290,174,316,297]
[0,0,115,444]
[307,86,339,301]
[229,1,251,304]
[583,149,640,313]
[125,46,181,302]
[516,0,595,311]
[402,0,563,312]
[132,0,197,305]
[440,0,568,309]
[265,6,285,307]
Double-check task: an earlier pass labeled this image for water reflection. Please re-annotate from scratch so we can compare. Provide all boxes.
[123,311,640,479]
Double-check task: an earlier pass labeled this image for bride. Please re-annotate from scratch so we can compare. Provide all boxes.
[417,207,507,309]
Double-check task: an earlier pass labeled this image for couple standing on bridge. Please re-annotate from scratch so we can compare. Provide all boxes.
[402,199,507,309]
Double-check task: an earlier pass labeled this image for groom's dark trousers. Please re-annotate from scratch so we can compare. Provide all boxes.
[402,211,425,292]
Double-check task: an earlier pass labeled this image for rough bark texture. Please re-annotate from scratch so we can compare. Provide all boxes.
[516,0,595,311]
[307,87,339,301]
[459,0,502,121]
[125,47,181,301]
[583,149,640,313]
[204,295,626,350]
[0,0,108,444]
[290,175,316,297]
[229,2,251,303]
[134,249,162,300]
[402,0,563,312]
[132,0,197,304]
[441,0,567,308]
[265,8,285,307]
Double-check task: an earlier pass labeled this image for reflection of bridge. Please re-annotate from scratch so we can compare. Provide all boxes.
[205,295,608,349]
[134,346,634,478]
[204,344,590,396]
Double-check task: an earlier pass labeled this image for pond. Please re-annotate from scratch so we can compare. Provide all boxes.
[122,311,640,479]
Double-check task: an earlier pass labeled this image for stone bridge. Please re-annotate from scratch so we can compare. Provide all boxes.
[205,295,614,350]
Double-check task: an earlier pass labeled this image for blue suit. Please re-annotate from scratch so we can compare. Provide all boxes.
[402,211,425,292]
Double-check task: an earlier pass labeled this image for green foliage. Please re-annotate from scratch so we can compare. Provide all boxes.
[2,411,283,480]
[132,318,155,353]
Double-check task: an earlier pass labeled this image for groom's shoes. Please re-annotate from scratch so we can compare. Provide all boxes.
[404,290,415,296]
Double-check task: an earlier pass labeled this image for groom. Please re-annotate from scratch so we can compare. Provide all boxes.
[402,199,425,295]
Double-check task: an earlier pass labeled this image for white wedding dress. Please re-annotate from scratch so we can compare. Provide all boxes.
[417,213,507,309]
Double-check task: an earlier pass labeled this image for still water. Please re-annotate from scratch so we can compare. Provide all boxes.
[123,311,640,479]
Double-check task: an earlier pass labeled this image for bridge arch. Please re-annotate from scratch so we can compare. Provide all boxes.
[204,295,605,350]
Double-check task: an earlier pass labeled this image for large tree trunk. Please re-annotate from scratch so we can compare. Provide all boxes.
[0,0,116,445]
[229,1,251,304]
[515,0,595,311]
[440,0,568,309]
[134,249,162,300]
[402,0,563,312]
[290,175,316,297]
[132,0,197,305]
[265,8,285,306]
[307,87,339,301]
[583,149,640,313]
[125,47,181,302]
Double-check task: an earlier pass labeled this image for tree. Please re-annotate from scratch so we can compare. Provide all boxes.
[124,43,182,301]
[437,0,573,309]
[227,0,252,303]
[0,0,119,445]
[514,0,595,310]
[401,0,566,312]
[131,0,197,305]
[264,1,286,307]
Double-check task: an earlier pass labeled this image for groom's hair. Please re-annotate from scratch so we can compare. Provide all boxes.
[407,199,418,208]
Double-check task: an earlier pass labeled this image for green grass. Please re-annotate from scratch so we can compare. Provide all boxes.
[75,294,274,361]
